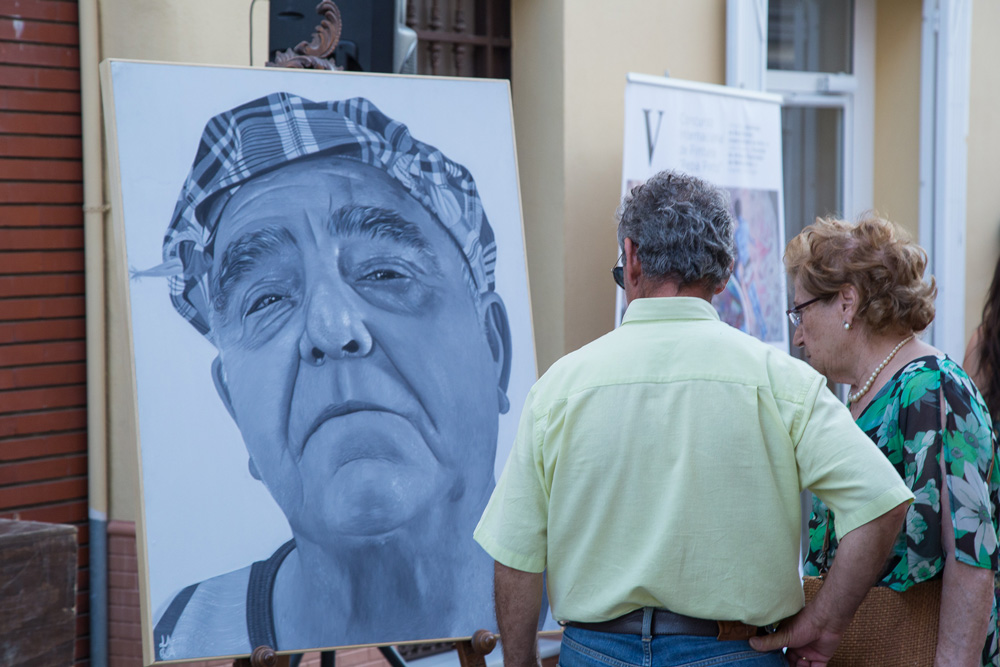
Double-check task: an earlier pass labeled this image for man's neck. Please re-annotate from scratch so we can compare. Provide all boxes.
[629,277,715,304]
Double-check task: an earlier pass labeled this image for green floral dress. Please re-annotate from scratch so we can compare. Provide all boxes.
[803,356,1000,666]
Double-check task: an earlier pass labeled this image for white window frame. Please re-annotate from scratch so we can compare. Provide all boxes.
[727,0,875,221]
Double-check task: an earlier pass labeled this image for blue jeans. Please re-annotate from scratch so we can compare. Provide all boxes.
[559,610,785,667]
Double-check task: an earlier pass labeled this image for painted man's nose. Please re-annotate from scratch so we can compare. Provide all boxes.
[298,285,374,365]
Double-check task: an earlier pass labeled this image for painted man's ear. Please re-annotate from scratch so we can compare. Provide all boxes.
[481,291,512,415]
[211,355,237,421]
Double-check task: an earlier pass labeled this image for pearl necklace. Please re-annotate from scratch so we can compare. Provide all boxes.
[848,334,915,404]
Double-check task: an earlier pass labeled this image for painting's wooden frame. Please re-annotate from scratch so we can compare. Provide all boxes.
[100,59,539,665]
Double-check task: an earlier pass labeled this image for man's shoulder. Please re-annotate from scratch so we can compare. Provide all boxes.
[530,327,622,398]
[154,566,253,661]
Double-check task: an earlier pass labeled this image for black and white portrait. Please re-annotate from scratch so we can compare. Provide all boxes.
[103,61,536,663]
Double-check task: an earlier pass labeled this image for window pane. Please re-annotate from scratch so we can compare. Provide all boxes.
[782,106,843,244]
[768,0,853,73]
[782,106,843,352]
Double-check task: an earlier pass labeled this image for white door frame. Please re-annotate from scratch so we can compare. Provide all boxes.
[919,0,973,359]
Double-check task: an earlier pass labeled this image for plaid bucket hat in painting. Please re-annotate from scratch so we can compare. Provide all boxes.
[150,92,498,336]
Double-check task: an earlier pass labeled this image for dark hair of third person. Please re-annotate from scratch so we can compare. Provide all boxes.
[978,256,1000,420]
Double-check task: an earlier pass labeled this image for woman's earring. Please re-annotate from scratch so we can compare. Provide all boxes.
[843,321,851,330]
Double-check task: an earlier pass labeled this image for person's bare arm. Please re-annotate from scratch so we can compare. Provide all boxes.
[750,501,909,665]
[935,557,993,666]
[494,561,544,667]
[934,454,994,667]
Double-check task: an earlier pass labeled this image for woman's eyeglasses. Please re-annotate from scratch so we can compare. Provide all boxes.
[785,296,824,327]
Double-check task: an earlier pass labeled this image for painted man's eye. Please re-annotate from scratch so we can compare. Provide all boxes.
[363,268,407,281]
[246,293,284,316]
[348,256,433,315]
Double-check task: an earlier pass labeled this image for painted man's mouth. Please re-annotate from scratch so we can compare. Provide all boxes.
[300,401,403,454]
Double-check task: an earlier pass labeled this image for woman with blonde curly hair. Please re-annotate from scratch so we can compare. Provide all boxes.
[785,215,999,665]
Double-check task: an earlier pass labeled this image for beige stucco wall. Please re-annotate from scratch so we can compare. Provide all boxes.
[965,0,1000,345]
[513,0,726,369]
[874,0,999,348]
[99,0,270,66]
[510,1,566,376]
[872,0,921,240]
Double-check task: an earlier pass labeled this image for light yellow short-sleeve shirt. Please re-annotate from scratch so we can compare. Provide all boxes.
[474,297,913,626]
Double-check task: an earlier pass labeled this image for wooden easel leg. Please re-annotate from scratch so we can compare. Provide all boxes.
[455,630,498,667]
[233,645,291,667]
[455,640,486,667]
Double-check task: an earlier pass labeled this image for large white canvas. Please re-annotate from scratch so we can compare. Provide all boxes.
[618,75,788,352]
[102,60,536,663]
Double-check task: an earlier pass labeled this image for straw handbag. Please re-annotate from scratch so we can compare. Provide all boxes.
[802,574,941,666]
[802,510,942,666]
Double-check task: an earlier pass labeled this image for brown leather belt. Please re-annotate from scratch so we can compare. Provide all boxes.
[564,608,764,641]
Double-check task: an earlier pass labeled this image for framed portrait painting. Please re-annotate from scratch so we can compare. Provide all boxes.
[101,59,536,664]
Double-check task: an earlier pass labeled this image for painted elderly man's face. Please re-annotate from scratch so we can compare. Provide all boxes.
[207,158,507,546]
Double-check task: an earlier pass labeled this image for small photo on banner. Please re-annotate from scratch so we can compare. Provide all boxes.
[713,188,784,343]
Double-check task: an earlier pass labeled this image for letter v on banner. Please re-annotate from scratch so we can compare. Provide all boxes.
[643,109,664,165]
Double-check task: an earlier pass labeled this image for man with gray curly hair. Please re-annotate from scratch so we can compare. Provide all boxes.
[475,170,913,667]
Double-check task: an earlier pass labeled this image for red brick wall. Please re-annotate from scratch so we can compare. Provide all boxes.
[108,521,142,665]
[0,0,89,665]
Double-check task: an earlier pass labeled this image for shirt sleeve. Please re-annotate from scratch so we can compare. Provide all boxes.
[937,366,999,570]
[474,387,550,573]
[794,376,914,540]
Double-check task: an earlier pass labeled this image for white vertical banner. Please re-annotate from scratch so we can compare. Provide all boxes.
[619,74,788,353]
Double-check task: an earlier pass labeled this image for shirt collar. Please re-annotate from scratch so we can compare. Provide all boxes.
[621,297,721,325]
